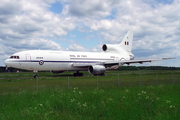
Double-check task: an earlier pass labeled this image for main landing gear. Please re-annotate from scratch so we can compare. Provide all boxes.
[94,73,105,76]
[73,71,83,76]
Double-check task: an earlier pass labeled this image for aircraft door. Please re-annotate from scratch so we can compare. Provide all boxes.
[26,54,31,62]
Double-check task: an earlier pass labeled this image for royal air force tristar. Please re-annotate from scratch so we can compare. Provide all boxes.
[4,31,174,77]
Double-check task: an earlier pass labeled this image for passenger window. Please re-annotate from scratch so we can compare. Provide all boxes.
[17,56,19,59]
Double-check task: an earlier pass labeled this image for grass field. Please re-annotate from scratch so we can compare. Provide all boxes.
[0,70,180,119]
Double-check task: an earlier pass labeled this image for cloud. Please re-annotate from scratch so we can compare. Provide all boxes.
[68,42,88,51]
[80,0,180,55]
[1,0,180,67]
[66,0,121,18]
[0,0,77,65]
[1,38,61,53]
[0,0,76,43]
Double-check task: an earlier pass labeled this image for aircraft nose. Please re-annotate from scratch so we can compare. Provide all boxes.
[4,59,9,66]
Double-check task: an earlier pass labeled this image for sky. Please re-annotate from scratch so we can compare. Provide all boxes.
[0,0,179,66]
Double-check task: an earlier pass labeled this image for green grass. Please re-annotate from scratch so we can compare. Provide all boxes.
[0,85,179,119]
[0,70,180,119]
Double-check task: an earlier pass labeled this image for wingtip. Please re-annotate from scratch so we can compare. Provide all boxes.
[162,57,176,60]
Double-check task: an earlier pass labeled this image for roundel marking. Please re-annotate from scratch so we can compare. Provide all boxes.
[39,60,44,65]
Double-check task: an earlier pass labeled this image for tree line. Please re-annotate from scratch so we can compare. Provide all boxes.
[117,66,180,71]
[0,66,180,73]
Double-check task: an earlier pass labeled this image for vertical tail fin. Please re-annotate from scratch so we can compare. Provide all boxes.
[119,31,133,52]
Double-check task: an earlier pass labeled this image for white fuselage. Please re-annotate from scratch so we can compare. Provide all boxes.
[4,50,130,71]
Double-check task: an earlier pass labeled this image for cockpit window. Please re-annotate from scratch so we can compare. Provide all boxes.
[9,56,20,59]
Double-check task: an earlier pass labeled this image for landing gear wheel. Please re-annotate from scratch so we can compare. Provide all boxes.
[34,71,38,78]
[73,73,77,76]
[101,73,105,76]
[34,75,38,78]
[80,73,83,76]
[73,71,83,76]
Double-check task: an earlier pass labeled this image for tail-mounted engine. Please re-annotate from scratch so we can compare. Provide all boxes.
[102,44,121,52]
[129,54,134,60]
[88,65,106,75]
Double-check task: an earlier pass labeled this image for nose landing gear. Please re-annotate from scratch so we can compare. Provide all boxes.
[34,70,38,78]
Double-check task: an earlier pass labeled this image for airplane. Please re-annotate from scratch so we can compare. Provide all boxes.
[4,31,173,78]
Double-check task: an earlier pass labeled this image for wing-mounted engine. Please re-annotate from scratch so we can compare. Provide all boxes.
[102,44,122,52]
[50,71,64,74]
[88,65,106,75]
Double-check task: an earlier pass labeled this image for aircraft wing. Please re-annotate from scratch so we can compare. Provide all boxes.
[104,57,175,66]
[72,62,98,67]
[72,57,175,67]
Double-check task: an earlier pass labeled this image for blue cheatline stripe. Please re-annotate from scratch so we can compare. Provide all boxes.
[70,58,114,61]
[7,60,103,64]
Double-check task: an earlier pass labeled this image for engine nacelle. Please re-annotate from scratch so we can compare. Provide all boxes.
[50,71,64,74]
[88,65,106,75]
[129,54,134,60]
[102,44,121,52]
